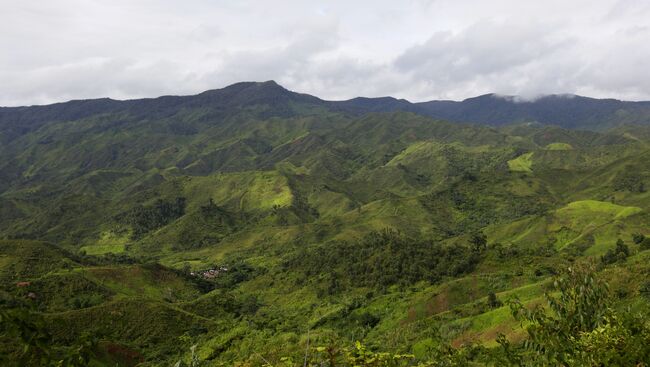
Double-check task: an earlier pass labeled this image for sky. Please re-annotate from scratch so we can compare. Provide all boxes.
[1,0,649,106]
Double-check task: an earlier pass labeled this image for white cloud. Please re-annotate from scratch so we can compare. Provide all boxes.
[1,0,649,106]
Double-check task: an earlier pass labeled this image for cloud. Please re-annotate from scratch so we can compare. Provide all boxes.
[393,20,574,99]
[1,0,649,106]
[0,58,199,106]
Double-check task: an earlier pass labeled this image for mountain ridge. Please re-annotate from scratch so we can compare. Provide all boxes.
[3,81,650,131]
[4,82,649,109]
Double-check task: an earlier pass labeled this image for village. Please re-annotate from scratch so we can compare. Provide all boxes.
[190,265,229,280]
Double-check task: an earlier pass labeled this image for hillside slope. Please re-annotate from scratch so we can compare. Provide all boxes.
[1,83,649,366]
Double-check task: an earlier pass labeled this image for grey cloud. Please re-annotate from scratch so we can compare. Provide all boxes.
[2,0,650,106]
[202,23,342,88]
[0,58,196,106]
[396,21,563,76]
[393,20,575,99]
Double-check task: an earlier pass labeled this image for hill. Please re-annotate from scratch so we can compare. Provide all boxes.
[0,82,649,366]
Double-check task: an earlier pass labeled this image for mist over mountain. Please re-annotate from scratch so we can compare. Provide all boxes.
[416,93,650,129]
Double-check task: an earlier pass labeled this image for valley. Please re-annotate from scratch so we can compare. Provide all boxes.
[1,82,649,366]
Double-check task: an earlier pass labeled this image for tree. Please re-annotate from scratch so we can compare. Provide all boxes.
[469,231,487,253]
[0,305,97,366]
[487,291,502,308]
[632,232,646,244]
[632,233,650,251]
[496,265,650,366]
[615,238,629,256]
[643,239,650,251]
[601,239,630,264]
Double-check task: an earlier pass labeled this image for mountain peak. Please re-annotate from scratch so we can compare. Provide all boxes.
[197,80,323,107]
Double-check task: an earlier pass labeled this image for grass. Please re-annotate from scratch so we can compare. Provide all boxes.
[81,264,201,301]
[508,152,534,172]
[485,199,644,254]
[545,142,573,150]
[81,230,131,255]
[45,298,218,360]
[559,200,641,215]
[167,170,296,217]
[80,243,126,255]
[554,200,642,231]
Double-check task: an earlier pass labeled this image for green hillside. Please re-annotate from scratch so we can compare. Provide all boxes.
[1,83,649,366]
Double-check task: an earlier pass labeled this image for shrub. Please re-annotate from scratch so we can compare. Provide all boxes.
[0,305,97,366]
[351,312,380,329]
[487,291,502,308]
[496,265,650,366]
[601,239,629,265]
[634,233,650,251]
[632,232,646,245]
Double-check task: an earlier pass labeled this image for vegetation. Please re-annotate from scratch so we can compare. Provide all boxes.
[119,197,187,239]
[0,82,649,365]
[287,230,481,292]
[507,152,533,172]
[495,266,650,366]
[0,304,97,366]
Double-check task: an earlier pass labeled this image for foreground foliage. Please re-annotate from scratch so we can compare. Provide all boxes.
[495,266,650,366]
[0,305,96,366]
[235,267,650,366]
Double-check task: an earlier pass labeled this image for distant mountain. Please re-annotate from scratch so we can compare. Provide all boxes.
[0,81,325,142]
[415,93,650,129]
[3,82,650,136]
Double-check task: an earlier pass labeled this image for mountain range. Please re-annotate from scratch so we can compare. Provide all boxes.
[3,81,650,142]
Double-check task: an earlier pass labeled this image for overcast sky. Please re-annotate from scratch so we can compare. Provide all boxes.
[1,0,649,106]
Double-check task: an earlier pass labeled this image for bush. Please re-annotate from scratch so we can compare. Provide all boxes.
[642,239,650,251]
[469,231,487,253]
[487,291,502,308]
[496,265,650,366]
[351,312,380,328]
[633,233,650,251]
[601,239,629,265]
[0,304,98,366]
[640,282,650,300]
[632,232,646,244]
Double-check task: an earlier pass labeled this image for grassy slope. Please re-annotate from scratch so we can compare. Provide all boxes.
[508,152,533,172]
[1,104,649,365]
